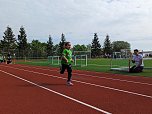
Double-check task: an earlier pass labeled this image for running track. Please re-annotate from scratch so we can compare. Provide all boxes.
[0,64,152,114]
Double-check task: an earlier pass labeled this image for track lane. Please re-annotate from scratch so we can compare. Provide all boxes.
[0,70,110,114]
[0,71,107,114]
[7,64,152,97]
[14,64,152,84]
[1,64,152,114]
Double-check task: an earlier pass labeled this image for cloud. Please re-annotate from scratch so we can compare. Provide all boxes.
[0,0,152,50]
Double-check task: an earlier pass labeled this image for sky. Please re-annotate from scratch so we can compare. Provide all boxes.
[0,0,152,51]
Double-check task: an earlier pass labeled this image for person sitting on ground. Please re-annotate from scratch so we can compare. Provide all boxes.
[129,49,144,73]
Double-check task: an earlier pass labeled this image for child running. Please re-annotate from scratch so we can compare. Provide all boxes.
[60,42,73,86]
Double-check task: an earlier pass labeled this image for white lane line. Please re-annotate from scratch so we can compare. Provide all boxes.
[0,69,111,114]
[15,64,152,86]
[73,73,152,86]
[15,64,151,79]
[2,65,152,99]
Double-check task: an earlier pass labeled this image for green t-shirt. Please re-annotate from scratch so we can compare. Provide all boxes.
[61,49,72,65]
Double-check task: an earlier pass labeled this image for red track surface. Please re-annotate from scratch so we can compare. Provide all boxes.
[0,64,152,114]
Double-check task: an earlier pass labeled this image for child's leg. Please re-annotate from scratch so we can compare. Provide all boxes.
[134,66,144,73]
[140,66,144,72]
[129,65,136,73]
[67,64,72,82]
[60,64,66,74]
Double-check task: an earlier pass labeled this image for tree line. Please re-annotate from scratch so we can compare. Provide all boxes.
[0,26,130,58]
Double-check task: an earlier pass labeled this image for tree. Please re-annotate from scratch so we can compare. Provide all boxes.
[0,40,2,50]
[91,33,101,58]
[2,26,16,53]
[53,44,59,56]
[112,41,130,52]
[30,40,45,58]
[58,33,66,56]
[41,42,47,57]
[46,35,53,56]
[86,44,91,51]
[17,26,28,57]
[103,34,112,57]
[73,44,87,51]
[26,43,32,58]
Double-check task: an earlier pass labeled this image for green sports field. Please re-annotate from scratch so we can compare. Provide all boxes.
[16,58,152,77]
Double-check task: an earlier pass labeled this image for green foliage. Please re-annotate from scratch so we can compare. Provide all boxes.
[2,26,16,52]
[86,44,91,51]
[91,33,101,58]
[103,35,112,55]
[58,33,66,56]
[30,40,47,58]
[112,41,130,52]
[73,44,87,51]
[17,26,28,57]
[46,35,53,56]
[0,41,2,50]
[53,44,59,56]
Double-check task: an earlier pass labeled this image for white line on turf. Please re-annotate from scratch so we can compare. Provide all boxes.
[0,69,111,114]
[15,64,152,86]
[2,65,152,99]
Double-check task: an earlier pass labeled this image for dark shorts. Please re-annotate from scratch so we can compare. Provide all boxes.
[60,64,72,74]
[60,64,72,82]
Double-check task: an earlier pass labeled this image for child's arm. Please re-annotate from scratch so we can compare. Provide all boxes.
[132,60,135,63]
[62,55,68,63]
[61,49,68,63]
[137,59,142,67]
[71,59,74,62]
[131,54,135,63]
